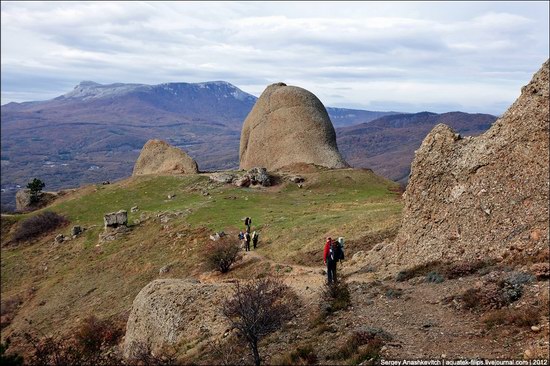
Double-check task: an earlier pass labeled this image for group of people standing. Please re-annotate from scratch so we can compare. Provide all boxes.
[239,216,259,252]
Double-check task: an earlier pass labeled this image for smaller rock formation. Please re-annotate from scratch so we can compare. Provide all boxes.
[15,189,57,212]
[234,167,272,188]
[104,210,128,229]
[133,139,199,176]
[209,172,237,184]
[239,83,349,170]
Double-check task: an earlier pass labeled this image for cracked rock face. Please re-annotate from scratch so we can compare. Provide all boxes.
[386,60,549,268]
[133,139,199,176]
[239,83,349,170]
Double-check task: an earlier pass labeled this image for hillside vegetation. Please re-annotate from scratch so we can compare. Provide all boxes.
[1,168,402,351]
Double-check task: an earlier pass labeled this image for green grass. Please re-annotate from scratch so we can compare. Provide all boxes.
[1,168,402,343]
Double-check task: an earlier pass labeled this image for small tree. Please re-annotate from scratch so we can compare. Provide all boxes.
[27,178,45,204]
[205,237,241,273]
[222,277,297,366]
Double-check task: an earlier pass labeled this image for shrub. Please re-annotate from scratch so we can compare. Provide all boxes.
[222,277,297,366]
[12,211,69,242]
[384,286,403,299]
[23,315,124,365]
[327,327,391,362]
[460,275,529,311]
[425,271,444,283]
[321,277,351,313]
[482,307,541,328]
[274,344,318,365]
[205,237,241,273]
[0,339,24,366]
[1,296,22,330]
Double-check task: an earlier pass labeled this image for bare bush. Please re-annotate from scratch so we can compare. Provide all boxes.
[327,327,391,363]
[205,237,241,273]
[482,307,541,328]
[222,277,298,366]
[12,211,69,243]
[22,315,124,365]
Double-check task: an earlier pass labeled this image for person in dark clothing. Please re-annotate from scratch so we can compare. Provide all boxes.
[244,217,252,233]
[323,238,342,283]
[244,231,251,252]
[252,231,259,249]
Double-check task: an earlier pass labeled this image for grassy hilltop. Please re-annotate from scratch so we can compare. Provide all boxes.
[1,167,402,344]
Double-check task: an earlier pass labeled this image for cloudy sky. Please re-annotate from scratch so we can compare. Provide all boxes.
[1,1,548,114]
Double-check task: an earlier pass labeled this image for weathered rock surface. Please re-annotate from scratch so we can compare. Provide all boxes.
[382,60,549,269]
[239,83,349,170]
[123,279,227,360]
[104,210,128,228]
[133,139,199,176]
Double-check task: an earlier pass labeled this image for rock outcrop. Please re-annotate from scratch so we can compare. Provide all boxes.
[383,60,549,269]
[103,210,128,228]
[239,83,349,171]
[15,189,56,212]
[123,279,226,360]
[133,139,199,176]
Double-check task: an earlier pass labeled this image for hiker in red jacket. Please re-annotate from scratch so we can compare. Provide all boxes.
[323,237,338,283]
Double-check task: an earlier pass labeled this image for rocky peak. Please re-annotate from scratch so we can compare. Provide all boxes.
[239,82,349,171]
[375,59,549,270]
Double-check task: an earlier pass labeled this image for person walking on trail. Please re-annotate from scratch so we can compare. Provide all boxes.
[323,237,342,283]
[252,231,259,249]
[244,217,252,232]
[244,231,251,252]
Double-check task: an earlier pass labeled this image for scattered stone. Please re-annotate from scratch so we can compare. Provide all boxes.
[289,175,305,183]
[71,226,83,237]
[209,172,236,184]
[530,263,549,280]
[531,326,541,332]
[104,210,128,228]
[167,194,175,200]
[247,167,271,187]
[159,264,172,275]
[102,181,110,185]
[55,234,65,243]
[131,206,139,212]
[234,175,251,188]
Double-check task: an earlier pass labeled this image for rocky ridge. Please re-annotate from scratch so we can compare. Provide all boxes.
[372,60,549,270]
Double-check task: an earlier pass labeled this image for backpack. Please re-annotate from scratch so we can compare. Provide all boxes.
[337,237,345,260]
[338,243,345,260]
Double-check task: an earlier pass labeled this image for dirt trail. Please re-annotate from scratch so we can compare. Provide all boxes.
[198,248,548,361]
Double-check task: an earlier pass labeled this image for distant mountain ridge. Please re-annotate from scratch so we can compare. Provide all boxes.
[336,111,497,184]
[0,80,493,210]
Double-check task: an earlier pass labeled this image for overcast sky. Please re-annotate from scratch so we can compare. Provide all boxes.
[1,1,548,114]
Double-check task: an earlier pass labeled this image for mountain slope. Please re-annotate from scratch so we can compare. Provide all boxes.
[336,111,497,184]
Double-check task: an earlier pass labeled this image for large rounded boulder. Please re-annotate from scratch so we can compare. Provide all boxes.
[239,83,349,170]
[133,139,199,176]
[123,279,227,360]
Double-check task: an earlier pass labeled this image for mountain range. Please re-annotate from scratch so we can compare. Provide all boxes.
[0,80,496,210]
